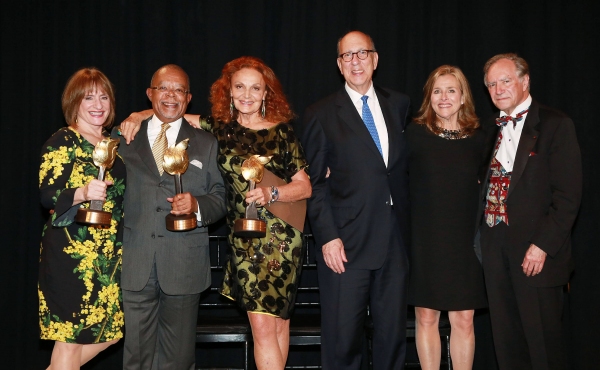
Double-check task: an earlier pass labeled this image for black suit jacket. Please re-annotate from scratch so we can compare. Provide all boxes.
[478,100,582,287]
[301,86,411,269]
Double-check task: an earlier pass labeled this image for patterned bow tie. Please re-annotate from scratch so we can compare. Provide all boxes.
[496,107,530,128]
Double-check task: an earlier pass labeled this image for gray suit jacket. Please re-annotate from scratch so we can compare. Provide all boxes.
[112,117,226,295]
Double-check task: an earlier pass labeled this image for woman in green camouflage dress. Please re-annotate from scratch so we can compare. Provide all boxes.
[202,57,311,370]
[38,68,126,369]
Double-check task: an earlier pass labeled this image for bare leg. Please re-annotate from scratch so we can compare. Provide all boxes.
[248,312,287,370]
[415,307,441,370]
[47,339,118,370]
[47,342,83,370]
[275,317,290,363]
[80,339,119,365]
[448,310,475,370]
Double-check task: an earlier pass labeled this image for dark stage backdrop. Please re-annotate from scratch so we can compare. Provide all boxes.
[3,1,598,369]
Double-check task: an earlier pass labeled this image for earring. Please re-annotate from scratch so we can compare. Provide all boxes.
[230,96,234,118]
[261,99,266,119]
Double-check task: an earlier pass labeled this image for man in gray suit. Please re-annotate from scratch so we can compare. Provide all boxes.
[113,64,226,370]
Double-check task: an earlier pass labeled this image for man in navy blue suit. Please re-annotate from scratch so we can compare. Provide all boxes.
[301,31,411,370]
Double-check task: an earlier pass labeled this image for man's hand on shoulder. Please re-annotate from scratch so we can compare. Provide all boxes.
[322,238,347,274]
[522,243,547,277]
[184,114,201,129]
[120,110,152,144]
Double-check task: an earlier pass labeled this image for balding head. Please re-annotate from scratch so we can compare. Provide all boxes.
[146,64,192,123]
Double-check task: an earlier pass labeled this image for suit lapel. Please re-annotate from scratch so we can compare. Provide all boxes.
[335,89,386,163]
[134,118,163,177]
[507,101,540,198]
[480,122,500,204]
[376,87,399,169]
[176,118,195,145]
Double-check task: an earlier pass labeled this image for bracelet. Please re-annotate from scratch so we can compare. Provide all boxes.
[267,186,279,206]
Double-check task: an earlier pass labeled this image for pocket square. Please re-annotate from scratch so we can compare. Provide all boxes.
[190,159,203,169]
[529,152,537,157]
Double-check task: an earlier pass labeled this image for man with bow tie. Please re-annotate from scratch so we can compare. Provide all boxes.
[478,53,582,369]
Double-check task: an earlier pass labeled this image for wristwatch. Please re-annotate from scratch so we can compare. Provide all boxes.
[267,186,279,206]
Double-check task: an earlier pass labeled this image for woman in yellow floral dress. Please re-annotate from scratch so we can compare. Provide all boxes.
[38,68,126,369]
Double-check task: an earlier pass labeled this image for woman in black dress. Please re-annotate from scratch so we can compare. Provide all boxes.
[407,65,487,370]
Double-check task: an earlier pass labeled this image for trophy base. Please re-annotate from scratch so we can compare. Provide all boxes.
[75,208,112,226]
[234,218,266,238]
[166,213,198,231]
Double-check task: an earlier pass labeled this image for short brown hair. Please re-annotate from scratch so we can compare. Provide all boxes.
[61,68,116,128]
[414,65,479,136]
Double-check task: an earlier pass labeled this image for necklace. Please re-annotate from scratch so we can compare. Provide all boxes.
[437,127,467,140]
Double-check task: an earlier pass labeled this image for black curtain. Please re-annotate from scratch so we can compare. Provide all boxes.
[3,1,598,369]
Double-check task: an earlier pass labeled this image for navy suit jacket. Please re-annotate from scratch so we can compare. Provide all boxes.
[301,86,411,269]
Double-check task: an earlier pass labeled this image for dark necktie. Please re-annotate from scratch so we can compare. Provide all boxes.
[496,107,530,128]
[361,95,383,156]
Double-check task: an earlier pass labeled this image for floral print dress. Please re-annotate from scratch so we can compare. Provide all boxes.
[38,127,126,343]
[201,117,308,319]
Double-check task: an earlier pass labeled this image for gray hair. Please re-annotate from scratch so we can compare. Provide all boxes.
[483,53,530,90]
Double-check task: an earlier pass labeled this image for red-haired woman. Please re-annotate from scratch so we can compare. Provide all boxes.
[121,56,311,370]
[407,65,487,370]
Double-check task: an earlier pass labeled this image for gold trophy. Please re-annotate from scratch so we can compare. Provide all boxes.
[163,138,197,231]
[75,138,119,226]
[234,155,271,238]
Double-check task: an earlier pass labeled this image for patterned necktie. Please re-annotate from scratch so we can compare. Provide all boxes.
[152,122,170,175]
[361,95,383,156]
[496,107,530,128]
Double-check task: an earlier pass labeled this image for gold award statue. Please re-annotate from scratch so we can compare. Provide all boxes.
[234,155,271,238]
[75,137,119,226]
[164,138,197,231]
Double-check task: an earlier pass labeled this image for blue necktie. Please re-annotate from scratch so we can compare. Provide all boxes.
[361,95,382,156]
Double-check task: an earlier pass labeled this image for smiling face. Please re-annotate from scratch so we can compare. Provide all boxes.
[76,86,111,128]
[146,66,192,123]
[485,58,529,115]
[430,74,464,124]
[230,68,267,116]
[336,31,378,95]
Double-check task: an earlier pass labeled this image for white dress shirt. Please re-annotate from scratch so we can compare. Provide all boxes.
[147,116,183,148]
[496,95,533,172]
[345,82,389,167]
[148,115,201,222]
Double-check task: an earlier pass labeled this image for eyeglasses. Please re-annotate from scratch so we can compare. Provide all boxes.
[150,86,190,97]
[338,49,375,62]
